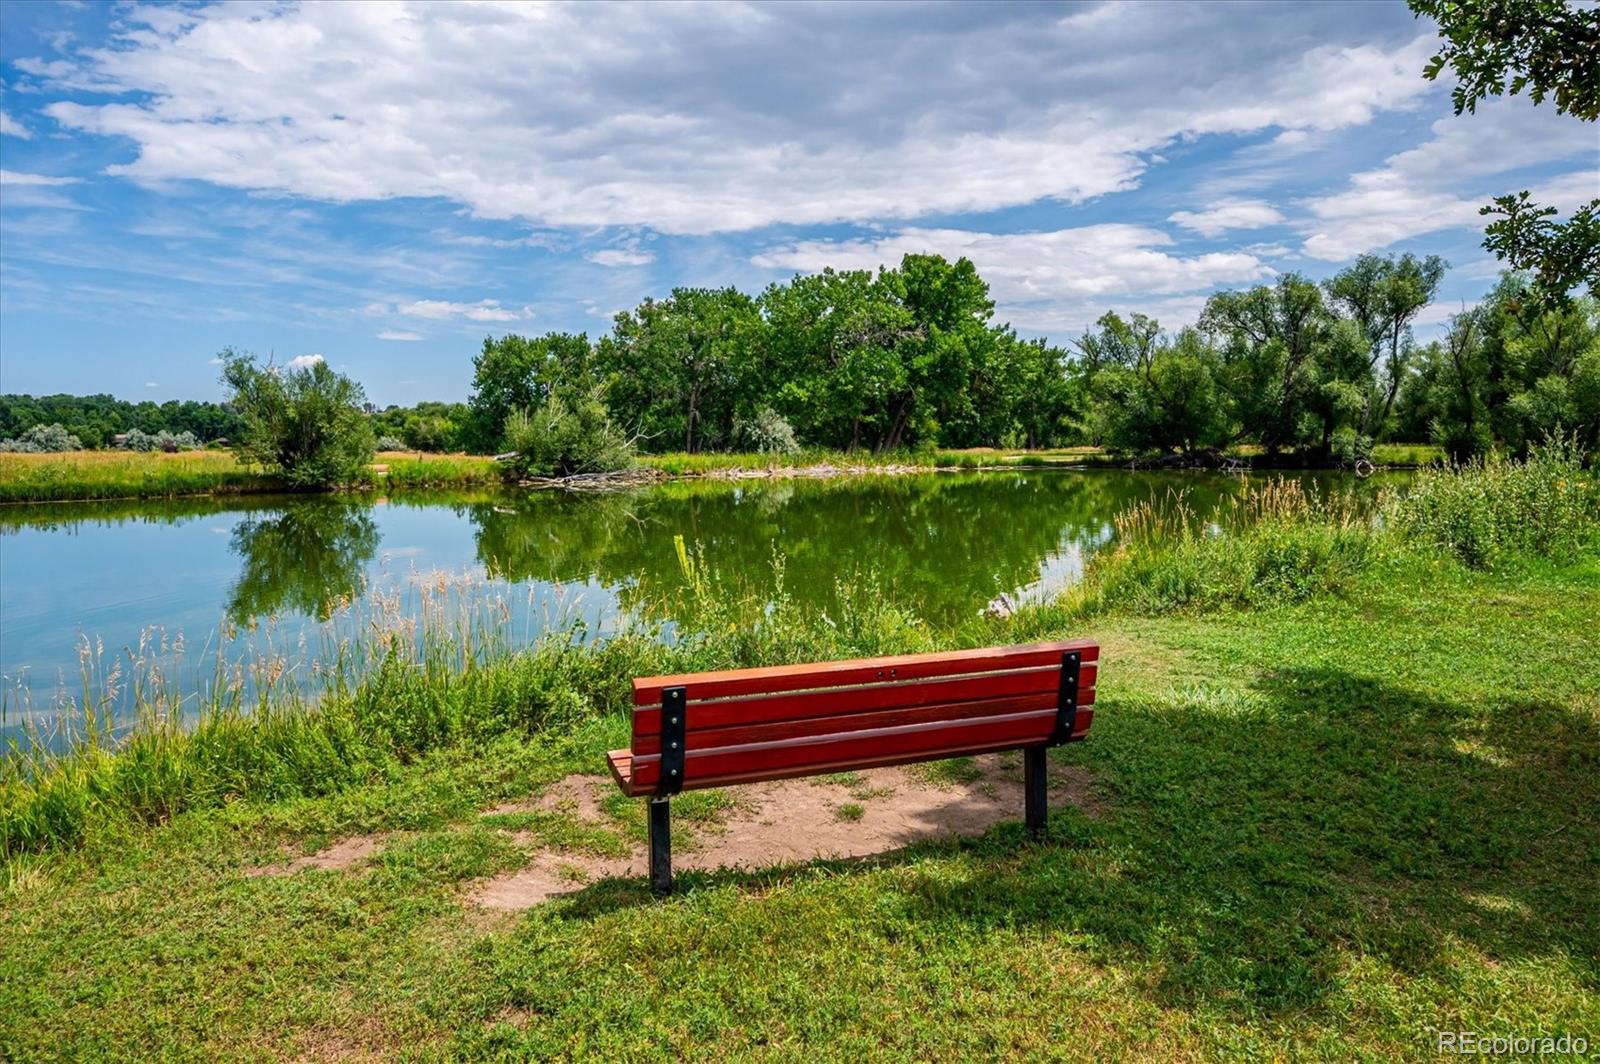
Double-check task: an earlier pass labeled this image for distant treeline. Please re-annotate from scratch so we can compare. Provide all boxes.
[452,254,1597,463]
[7,253,1597,463]
[0,394,244,449]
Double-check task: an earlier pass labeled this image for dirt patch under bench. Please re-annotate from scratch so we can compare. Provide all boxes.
[468,752,1102,910]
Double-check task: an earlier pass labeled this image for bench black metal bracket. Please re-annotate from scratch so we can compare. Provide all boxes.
[1050,651,1081,746]
[658,686,686,797]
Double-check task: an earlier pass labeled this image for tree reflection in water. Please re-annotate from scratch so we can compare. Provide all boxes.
[226,499,381,624]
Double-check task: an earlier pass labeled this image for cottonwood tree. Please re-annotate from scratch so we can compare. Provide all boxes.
[600,287,764,453]
[1201,275,1349,456]
[1323,253,1448,436]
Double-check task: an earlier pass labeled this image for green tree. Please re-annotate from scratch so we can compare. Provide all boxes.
[1202,275,1348,455]
[758,267,914,450]
[1322,253,1448,436]
[599,288,763,453]
[220,350,375,488]
[1411,0,1599,313]
[1408,309,1496,459]
[465,332,594,453]
[1087,321,1229,456]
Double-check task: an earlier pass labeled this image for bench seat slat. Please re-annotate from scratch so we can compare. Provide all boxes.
[630,688,1093,756]
[632,639,1098,705]
[633,664,1096,737]
[627,708,1059,792]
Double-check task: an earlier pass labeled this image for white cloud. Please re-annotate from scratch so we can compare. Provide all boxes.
[0,111,31,140]
[144,380,159,388]
[1168,199,1286,237]
[377,328,425,341]
[27,3,1438,235]
[286,353,324,369]
[587,248,655,267]
[1298,99,1599,261]
[397,299,529,323]
[754,224,1270,333]
[0,169,79,186]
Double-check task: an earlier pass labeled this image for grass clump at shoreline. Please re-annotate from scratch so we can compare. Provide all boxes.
[1380,435,1598,568]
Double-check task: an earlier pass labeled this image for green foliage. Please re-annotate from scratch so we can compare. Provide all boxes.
[600,287,764,453]
[1068,480,1374,614]
[1411,0,1598,315]
[0,392,243,449]
[221,350,376,489]
[1411,0,1599,120]
[1380,434,1598,568]
[1089,326,1229,456]
[1400,279,1600,458]
[0,423,83,453]
[465,333,594,453]
[499,389,634,479]
[1480,192,1600,312]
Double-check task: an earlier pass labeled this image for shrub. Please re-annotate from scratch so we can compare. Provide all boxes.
[733,406,801,455]
[220,350,376,488]
[375,435,407,452]
[499,389,633,479]
[1329,428,1372,468]
[119,428,201,452]
[1381,434,1598,568]
[0,423,83,453]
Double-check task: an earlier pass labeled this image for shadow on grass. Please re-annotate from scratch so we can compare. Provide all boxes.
[541,666,1600,1018]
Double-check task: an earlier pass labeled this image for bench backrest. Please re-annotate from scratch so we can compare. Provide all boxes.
[623,640,1098,795]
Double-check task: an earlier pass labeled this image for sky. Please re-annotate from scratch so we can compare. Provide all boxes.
[0,1,1595,407]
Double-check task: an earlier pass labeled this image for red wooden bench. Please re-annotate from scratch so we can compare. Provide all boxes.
[607,639,1099,894]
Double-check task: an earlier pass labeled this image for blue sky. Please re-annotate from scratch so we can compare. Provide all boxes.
[1,1,1595,407]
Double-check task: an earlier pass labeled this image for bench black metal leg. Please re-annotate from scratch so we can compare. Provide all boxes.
[649,797,672,895]
[1024,746,1047,838]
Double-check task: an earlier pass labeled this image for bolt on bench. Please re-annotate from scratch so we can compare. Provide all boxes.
[607,639,1099,894]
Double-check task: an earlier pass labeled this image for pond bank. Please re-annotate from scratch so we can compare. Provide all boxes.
[0,443,1445,504]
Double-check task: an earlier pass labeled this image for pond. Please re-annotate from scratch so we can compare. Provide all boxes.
[0,469,1401,739]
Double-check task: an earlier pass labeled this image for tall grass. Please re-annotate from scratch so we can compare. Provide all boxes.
[1379,436,1598,568]
[376,452,499,489]
[1050,478,1375,616]
[0,451,285,503]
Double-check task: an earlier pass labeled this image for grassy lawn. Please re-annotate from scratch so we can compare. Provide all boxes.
[2,552,1596,1060]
